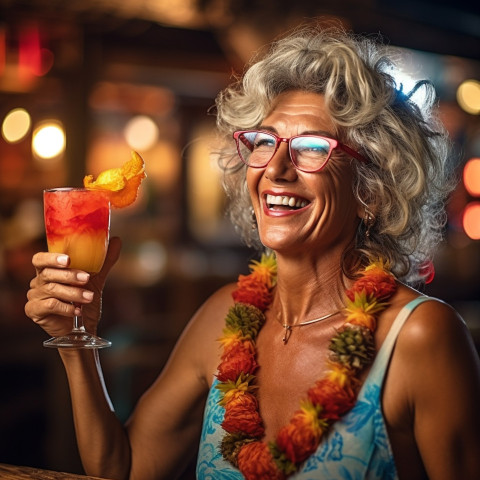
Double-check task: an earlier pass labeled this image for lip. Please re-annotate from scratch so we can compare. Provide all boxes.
[261,190,311,217]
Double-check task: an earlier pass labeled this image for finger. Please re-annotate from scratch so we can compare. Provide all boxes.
[26,308,77,338]
[32,252,70,271]
[34,266,91,288]
[27,281,94,305]
[25,296,77,324]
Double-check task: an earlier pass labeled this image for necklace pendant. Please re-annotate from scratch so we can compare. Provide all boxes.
[282,325,292,344]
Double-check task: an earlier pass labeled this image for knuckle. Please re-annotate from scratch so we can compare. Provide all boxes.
[31,252,42,266]
[24,302,33,319]
[45,282,57,294]
[45,297,60,312]
[38,268,52,282]
[24,300,42,323]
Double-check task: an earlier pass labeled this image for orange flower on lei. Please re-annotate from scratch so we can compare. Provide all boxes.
[216,255,397,479]
[222,392,265,437]
[346,261,396,302]
[307,378,356,420]
[237,442,284,480]
[232,254,277,311]
[276,401,327,464]
[217,338,257,382]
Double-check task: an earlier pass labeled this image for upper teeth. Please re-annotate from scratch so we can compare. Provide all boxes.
[266,194,308,208]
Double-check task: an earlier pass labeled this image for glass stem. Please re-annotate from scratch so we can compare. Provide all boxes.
[72,305,86,333]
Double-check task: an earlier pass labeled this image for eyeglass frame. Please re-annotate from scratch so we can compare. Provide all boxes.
[233,129,369,173]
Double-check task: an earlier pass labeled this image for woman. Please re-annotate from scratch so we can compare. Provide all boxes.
[25,25,480,480]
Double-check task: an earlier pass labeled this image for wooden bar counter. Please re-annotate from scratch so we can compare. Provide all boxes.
[0,463,113,479]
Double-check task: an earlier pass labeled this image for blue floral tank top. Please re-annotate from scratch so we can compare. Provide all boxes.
[196,296,432,480]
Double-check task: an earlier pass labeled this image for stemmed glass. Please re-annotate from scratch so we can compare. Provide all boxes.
[43,187,111,349]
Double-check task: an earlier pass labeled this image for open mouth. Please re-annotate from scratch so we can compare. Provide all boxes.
[265,193,309,211]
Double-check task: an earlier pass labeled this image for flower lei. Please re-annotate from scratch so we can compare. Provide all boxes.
[215,253,397,480]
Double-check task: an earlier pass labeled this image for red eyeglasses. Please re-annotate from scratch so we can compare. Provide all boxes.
[233,130,368,173]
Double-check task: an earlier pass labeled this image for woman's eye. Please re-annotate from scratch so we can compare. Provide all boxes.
[254,137,275,149]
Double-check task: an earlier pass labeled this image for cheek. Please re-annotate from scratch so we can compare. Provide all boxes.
[246,168,261,203]
[309,167,357,217]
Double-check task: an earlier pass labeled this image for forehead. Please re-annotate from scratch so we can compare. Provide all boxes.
[263,90,337,136]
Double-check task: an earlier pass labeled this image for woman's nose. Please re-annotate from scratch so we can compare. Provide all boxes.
[264,143,297,182]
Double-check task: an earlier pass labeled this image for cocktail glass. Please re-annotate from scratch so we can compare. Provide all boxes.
[43,187,111,348]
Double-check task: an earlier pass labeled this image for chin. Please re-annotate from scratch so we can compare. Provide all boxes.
[257,231,300,253]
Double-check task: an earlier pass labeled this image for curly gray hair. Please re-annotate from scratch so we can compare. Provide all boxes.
[213,24,454,285]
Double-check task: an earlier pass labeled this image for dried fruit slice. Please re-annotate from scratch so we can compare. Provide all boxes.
[84,151,146,208]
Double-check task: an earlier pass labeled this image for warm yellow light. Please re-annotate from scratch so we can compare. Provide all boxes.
[32,121,66,159]
[124,115,159,151]
[463,202,480,240]
[187,125,224,241]
[456,79,480,115]
[2,108,32,143]
[464,158,480,196]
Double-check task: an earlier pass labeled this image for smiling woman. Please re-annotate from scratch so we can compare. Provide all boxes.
[24,22,480,480]
[217,26,452,286]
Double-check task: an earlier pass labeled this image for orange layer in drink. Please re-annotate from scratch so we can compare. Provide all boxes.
[44,188,110,273]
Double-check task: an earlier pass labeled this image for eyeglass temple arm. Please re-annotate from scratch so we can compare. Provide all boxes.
[338,143,369,164]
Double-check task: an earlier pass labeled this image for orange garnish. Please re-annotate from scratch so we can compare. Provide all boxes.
[83,151,146,208]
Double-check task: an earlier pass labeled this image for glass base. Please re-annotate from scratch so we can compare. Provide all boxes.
[43,332,111,349]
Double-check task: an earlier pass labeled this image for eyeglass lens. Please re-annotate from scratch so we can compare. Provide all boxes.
[237,131,332,172]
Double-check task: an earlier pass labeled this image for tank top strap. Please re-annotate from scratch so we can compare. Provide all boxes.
[365,296,434,387]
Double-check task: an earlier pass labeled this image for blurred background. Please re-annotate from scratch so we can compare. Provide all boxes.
[0,0,479,478]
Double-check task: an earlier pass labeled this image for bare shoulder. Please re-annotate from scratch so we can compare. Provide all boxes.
[395,292,476,357]
[387,285,480,418]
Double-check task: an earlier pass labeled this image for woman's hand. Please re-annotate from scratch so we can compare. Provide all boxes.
[25,237,121,337]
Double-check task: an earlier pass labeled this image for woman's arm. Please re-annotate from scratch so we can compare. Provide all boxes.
[66,286,229,480]
[59,348,132,479]
[60,305,216,480]
[392,300,480,479]
[25,238,231,480]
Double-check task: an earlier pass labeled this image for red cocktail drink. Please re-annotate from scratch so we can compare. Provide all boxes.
[44,188,110,273]
[43,188,111,349]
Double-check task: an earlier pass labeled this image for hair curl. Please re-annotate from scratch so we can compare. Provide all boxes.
[213,24,454,285]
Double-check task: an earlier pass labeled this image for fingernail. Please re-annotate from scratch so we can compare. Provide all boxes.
[57,255,69,266]
[82,291,94,301]
[76,272,90,282]
[74,307,82,316]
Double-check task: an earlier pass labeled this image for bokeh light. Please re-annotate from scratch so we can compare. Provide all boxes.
[32,121,66,159]
[456,79,480,115]
[1,107,31,143]
[464,158,480,196]
[124,115,159,151]
[135,240,167,285]
[463,202,480,240]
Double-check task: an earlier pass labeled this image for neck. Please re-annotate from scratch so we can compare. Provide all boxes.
[271,250,349,326]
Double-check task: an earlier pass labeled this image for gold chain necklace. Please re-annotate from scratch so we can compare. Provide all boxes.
[276,309,342,344]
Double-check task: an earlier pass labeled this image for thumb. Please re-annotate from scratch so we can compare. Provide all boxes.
[92,236,122,289]
[103,236,122,275]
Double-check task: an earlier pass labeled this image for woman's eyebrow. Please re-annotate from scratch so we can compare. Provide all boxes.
[258,125,336,138]
[257,125,277,133]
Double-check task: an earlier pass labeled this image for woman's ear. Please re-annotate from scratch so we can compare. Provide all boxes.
[355,186,376,236]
